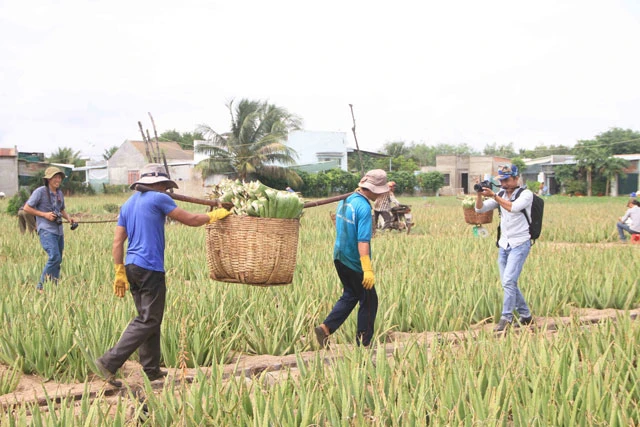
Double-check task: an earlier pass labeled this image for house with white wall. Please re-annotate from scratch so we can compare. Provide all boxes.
[107,140,194,186]
[286,130,349,172]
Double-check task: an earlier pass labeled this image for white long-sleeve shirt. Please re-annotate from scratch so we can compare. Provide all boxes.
[621,206,640,232]
[476,188,534,249]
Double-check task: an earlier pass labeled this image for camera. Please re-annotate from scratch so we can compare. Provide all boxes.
[53,212,63,225]
[474,180,492,192]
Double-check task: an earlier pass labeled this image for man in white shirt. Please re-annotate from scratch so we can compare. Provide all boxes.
[475,164,534,332]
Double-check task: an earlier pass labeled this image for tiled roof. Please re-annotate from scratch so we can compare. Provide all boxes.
[0,147,17,157]
[129,141,193,161]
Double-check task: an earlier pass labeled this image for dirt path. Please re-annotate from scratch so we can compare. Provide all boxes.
[1,307,638,419]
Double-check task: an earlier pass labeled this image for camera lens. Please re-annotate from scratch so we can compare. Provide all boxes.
[473,183,483,192]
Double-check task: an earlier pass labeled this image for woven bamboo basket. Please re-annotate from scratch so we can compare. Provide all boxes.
[463,207,494,225]
[205,216,300,286]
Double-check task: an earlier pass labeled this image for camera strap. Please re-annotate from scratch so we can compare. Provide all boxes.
[45,187,61,213]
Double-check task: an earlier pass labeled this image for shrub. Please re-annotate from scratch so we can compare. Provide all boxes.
[527,180,541,194]
[388,171,417,195]
[6,189,31,216]
[417,172,445,195]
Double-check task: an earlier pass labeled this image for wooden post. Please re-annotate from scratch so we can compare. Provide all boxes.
[349,104,365,177]
[138,121,153,163]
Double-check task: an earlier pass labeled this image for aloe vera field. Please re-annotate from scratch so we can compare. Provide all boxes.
[0,193,639,425]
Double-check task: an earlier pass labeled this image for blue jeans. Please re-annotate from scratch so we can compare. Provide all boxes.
[323,260,378,346]
[497,240,531,322]
[617,222,638,241]
[38,230,64,289]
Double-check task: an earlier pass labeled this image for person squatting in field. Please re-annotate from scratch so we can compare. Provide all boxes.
[94,164,231,387]
[23,167,77,292]
[475,164,534,332]
[616,198,640,242]
[315,169,389,348]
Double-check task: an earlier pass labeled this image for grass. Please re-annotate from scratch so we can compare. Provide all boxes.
[0,193,638,424]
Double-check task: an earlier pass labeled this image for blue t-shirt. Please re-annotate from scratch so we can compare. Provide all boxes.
[333,192,373,272]
[118,191,177,272]
[27,186,65,235]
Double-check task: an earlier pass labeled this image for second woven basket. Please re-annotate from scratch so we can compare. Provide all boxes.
[463,208,494,225]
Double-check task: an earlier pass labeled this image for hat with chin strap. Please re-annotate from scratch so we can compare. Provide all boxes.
[130,163,178,190]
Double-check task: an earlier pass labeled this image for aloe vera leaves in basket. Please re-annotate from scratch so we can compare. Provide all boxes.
[209,179,304,219]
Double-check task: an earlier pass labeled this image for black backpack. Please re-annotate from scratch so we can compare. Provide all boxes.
[496,188,544,245]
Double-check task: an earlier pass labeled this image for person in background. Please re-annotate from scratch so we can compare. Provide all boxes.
[23,167,76,292]
[475,164,534,332]
[314,169,389,348]
[616,198,640,242]
[18,206,37,234]
[373,181,399,230]
[538,183,548,196]
[285,186,295,193]
[94,164,231,387]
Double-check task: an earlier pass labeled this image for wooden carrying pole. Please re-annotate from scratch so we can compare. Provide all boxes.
[134,184,352,210]
[134,184,231,209]
[302,192,352,208]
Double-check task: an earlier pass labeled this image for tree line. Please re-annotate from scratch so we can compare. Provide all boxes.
[40,98,640,197]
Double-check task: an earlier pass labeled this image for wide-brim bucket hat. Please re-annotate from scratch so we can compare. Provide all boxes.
[130,163,178,190]
[358,169,389,194]
[43,166,66,180]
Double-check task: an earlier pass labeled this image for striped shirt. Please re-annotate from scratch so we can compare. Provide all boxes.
[374,192,398,211]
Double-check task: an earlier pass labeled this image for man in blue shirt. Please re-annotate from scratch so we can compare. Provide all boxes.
[95,164,231,387]
[315,169,389,348]
[24,167,76,292]
[475,164,534,332]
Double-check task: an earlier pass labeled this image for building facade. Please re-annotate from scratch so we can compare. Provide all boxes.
[435,155,511,195]
[0,147,19,197]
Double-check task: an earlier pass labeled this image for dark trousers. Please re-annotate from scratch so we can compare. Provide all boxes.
[374,210,392,229]
[98,264,166,375]
[323,260,378,346]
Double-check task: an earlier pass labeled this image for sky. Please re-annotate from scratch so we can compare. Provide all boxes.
[1,0,639,161]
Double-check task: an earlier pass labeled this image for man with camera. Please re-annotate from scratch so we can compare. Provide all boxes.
[474,164,534,332]
[24,166,77,292]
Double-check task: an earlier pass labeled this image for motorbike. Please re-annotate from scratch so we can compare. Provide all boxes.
[381,204,414,234]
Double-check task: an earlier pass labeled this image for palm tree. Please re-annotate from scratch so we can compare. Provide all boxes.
[103,146,119,161]
[48,147,84,167]
[599,156,629,196]
[575,142,608,197]
[196,99,303,186]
